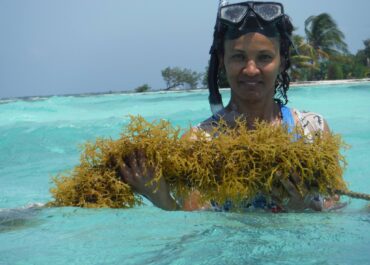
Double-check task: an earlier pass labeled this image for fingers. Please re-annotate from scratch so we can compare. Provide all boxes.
[119,161,133,183]
[323,195,341,209]
[333,194,340,201]
[119,151,141,184]
[119,150,154,192]
[128,151,140,176]
[136,150,147,174]
[280,178,302,200]
[119,150,171,205]
[271,186,283,206]
[271,186,280,198]
[290,172,301,186]
[309,195,324,211]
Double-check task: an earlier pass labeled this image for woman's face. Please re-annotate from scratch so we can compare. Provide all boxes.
[223,32,282,104]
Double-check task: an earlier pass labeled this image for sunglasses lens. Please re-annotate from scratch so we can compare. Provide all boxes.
[253,4,282,21]
[220,5,248,24]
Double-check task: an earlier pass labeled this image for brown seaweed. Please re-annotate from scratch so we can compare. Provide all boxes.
[47,116,349,208]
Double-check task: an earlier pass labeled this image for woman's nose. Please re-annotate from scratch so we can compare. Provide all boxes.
[242,60,260,76]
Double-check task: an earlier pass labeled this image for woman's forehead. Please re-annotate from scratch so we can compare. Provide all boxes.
[225,33,280,51]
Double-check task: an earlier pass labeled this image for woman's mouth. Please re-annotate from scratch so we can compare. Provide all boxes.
[239,80,262,87]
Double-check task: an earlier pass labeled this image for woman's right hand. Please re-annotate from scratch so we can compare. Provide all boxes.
[118,150,179,210]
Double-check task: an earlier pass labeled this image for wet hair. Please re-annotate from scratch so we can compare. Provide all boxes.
[208,12,294,113]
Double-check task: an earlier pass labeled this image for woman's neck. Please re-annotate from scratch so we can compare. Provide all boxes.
[225,96,281,128]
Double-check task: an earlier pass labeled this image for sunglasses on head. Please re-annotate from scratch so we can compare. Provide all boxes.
[220,1,284,26]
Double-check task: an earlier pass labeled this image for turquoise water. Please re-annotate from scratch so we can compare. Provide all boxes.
[1,83,370,265]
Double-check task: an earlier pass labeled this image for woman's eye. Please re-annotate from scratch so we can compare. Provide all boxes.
[231,54,245,61]
[259,54,273,61]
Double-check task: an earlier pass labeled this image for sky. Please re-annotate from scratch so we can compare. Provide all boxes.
[0,0,369,99]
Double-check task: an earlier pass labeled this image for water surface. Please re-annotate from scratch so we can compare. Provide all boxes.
[1,83,369,265]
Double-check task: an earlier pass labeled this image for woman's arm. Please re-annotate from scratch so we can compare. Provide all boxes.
[119,127,211,211]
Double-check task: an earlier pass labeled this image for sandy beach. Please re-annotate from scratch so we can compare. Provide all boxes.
[290,78,370,87]
[158,78,370,94]
[1,78,369,102]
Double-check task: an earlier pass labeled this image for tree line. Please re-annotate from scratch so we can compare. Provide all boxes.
[291,13,369,81]
[135,13,370,92]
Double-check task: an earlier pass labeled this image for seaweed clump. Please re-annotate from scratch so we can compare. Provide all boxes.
[48,116,348,208]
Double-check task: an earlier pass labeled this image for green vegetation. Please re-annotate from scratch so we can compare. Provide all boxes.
[202,65,230,89]
[291,13,369,81]
[135,84,151,93]
[161,67,202,90]
[305,13,348,56]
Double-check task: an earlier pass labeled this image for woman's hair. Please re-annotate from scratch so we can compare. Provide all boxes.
[208,13,294,111]
[274,15,294,105]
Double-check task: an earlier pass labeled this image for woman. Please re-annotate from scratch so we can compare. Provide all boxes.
[119,1,339,212]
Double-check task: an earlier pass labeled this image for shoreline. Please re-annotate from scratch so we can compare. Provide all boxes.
[1,78,370,102]
[290,78,370,87]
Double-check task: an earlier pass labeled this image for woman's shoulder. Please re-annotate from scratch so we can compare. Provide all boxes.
[195,108,228,133]
[182,111,228,140]
[181,118,215,141]
[196,116,217,133]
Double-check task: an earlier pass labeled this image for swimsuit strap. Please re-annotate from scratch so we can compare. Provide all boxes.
[211,108,226,122]
[280,105,295,133]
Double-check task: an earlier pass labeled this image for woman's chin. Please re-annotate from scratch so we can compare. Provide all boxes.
[234,91,264,103]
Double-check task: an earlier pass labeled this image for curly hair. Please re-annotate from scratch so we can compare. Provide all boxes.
[274,15,294,105]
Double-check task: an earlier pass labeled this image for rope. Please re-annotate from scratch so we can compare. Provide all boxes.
[336,190,370,201]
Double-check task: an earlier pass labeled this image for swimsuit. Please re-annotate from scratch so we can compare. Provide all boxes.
[280,105,295,133]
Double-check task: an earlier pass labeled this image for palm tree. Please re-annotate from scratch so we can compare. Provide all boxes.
[356,39,370,67]
[303,13,348,80]
[290,34,324,80]
[304,13,348,57]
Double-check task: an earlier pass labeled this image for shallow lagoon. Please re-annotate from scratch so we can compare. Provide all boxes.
[1,83,370,265]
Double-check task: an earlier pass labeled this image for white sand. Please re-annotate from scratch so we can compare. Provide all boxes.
[290,78,370,87]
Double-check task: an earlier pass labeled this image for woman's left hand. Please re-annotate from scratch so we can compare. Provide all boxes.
[272,171,341,211]
[279,174,323,211]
